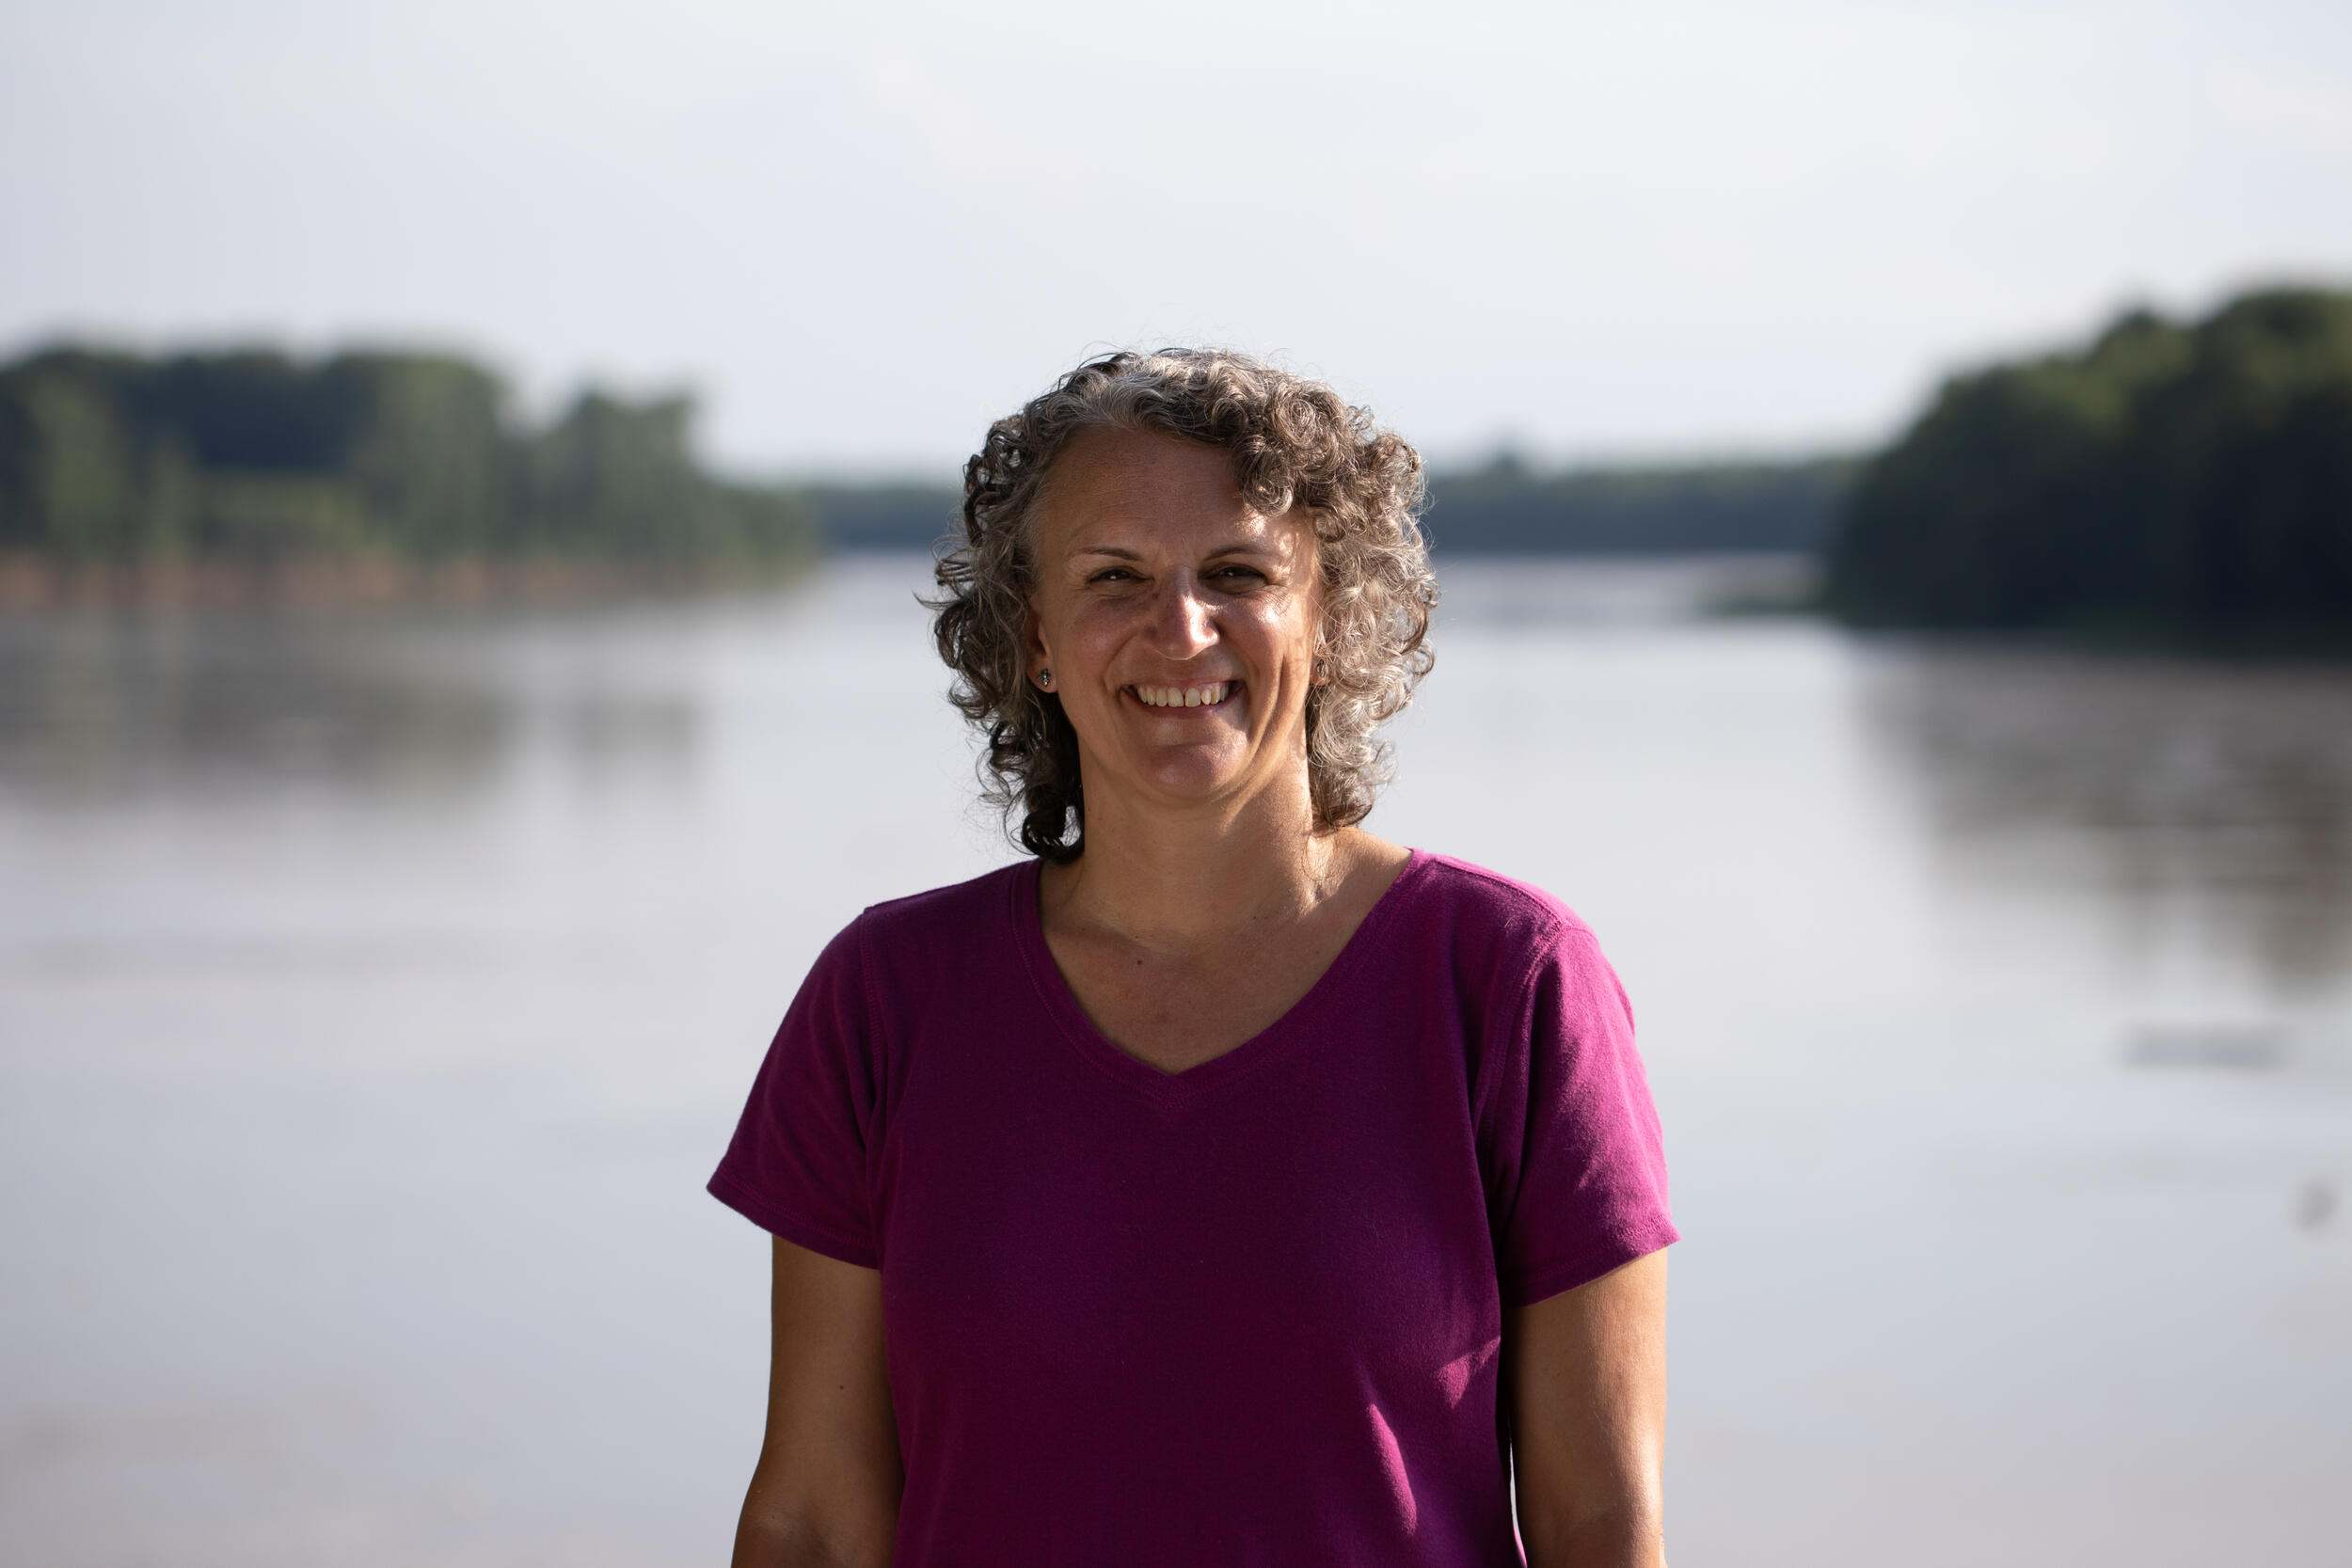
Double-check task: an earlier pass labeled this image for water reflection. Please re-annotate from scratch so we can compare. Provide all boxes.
[0,605,713,810]
[0,610,516,806]
[1851,638,2352,1051]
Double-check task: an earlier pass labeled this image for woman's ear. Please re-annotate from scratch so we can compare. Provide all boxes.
[1023,603,1051,688]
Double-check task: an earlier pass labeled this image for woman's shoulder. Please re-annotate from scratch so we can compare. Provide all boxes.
[795,861,1033,1012]
[850,858,1029,945]
[1406,847,1602,955]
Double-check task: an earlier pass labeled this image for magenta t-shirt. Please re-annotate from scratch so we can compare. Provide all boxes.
[707,846,1679,1565]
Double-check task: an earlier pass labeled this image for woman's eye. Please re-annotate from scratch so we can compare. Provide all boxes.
[1089,565,1259,585]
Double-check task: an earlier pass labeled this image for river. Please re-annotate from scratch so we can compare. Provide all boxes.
[3,550,2345,1564]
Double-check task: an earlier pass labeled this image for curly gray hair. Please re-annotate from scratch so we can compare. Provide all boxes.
[922,346,1438,863]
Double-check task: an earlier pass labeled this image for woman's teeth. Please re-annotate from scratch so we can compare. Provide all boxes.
[1130,681,1235,709]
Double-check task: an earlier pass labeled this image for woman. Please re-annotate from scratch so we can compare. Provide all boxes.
[707,348,1680,1567]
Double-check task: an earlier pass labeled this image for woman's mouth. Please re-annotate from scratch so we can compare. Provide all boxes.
[1122,680,1243,715]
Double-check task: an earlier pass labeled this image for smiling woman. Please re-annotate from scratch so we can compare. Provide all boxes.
[930,347,1440,864]
[1009,421,1333,820]
[706,347,1679,1568]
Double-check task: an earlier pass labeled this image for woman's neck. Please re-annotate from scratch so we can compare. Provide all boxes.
[1040,794,1370,958]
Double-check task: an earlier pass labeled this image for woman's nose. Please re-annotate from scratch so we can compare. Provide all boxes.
[1149,576,1216,652]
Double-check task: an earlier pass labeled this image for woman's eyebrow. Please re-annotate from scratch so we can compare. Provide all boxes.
[1069,540,1279,562]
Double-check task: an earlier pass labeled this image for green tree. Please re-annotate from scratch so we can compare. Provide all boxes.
[1823,284,2352,640]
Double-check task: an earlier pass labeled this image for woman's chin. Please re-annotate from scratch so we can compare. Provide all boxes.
[1125,746,1253,800]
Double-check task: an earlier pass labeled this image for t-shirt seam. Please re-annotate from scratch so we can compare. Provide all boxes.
[1502,1214,1681,1307]
[707,1165,881,1266]
[1474,911,1602,1307]
[859,880,959,918]
[1469,910,1576,1136]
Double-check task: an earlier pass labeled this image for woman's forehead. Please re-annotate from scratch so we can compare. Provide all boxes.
[1048,426,1236,500]
[1039,427,1304,552]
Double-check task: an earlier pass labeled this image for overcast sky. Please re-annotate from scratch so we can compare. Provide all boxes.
[6,0,2349,478]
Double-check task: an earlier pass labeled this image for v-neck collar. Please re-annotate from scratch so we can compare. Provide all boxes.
[1009,846,1432,1112]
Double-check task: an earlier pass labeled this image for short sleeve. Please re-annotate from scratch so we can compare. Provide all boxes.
[706,912,882,1269]
[1481,920,1679,1308]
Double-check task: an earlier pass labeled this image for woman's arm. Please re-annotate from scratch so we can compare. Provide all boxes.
[728,1236,903,1568]
[1502,1248,1671,1568]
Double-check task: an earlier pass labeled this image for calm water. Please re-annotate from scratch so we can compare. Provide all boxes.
[3,551,2346,1565]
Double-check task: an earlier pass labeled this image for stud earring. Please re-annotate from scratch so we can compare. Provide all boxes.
[1039,668,1054,690]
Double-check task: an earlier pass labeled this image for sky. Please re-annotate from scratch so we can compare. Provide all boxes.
[5,0,2349,479]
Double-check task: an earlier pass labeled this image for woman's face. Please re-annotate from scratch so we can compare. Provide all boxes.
[1025,425,1325,820]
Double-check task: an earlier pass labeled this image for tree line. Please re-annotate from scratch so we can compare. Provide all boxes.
[1822,285,2352,638]
[0,345,815,567]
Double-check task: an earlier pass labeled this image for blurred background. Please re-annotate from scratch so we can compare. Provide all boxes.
[4,2,2349,1563]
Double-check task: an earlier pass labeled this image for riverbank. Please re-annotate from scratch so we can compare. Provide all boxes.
[0,549,818,612]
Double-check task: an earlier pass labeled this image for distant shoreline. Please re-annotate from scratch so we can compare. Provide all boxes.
[0,549,816,612]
